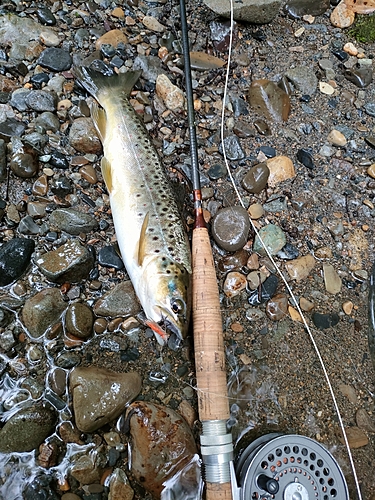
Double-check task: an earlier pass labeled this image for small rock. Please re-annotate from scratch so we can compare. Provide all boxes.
[248,79,290,122]
[242,163,269,193]
[35,240,95,284]
[248,203,264,219]
[0,404,56,452]
[69,117,102,155]
[219,135,245,160]
[70,366,142,432]
[156,74,185,111]
[319,81,335,95]
[25,90,56,112]
[336,426,368,448]
[296,148,315,169]
[211,206,250,252]
[38,48,72,72]
[339,383,357,404]
[98,245,124,270]
[300,297,314,312]
[189,51,226,70]
[285,254,316,281]
[343,42,358,56]
[342,300,353,315]
[344,67,373,88]
[65,303,94,339]
[94,281,141,317]
[327,129,347,147]
[323,263,342,294]
[247,274,278,305]
[288,305,302,322]
[126,401,198,498]
[218,249,249,273]
[79,164,98,184]
[223,271,247,297]
[266,293,288,321]
[330,2,355,28]
[266,155,296,186]
[285,66,318,95]
[284,0,330,17]
[312,311,339,329]
[109,469,134,500]
[142,16,165,32]
[253,224,286,256]
[70,453,104,485]
[49,208,98,235]
[0,238,35,287]
[247,269,269,290]
[22,287,66,339]
[95,29,128,50]
[356,408,375,433]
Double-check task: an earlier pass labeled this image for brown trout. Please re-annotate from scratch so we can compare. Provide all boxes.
[75,65,191,343]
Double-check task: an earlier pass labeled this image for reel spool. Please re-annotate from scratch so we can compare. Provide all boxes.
[235,433,349,500]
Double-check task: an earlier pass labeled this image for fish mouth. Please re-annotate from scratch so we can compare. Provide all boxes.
[138,310,184,345]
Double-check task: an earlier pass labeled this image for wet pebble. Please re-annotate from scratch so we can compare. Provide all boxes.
[344,67,373,88]
[98,245,124,270]
[323,263,342,294]
[248,79,290,122]
[284,0,330,17]
[69,117,102,155]
[49,208,98,235]
[0,404,57,453]
[36,7,56,26]
[109,469,135,500]
[38,48,72,72]
[218,249,249,272]
[253,224,286,256]
[51,177,73,198]
[297,148,315,169]
[49,151,69,169]
[32,174,48,196]
[10,141,39,178]
[0,238,35,286]
[211,206,250,251]
[18,215,41,235]
[285,254,316,281]
[126,401,198,498]
[70,366,141,432]
[93,281,141,317]
[248,203,264,219]
[266,293,289,321]
[223,271,247,297]
[247,274,278,305]
[242,163,269,193]
[48,367,68,396]
[65,302,94,339]
[70,452,104,485]
[207,163,227,180]
[79,164,98,184]
[22,287,67,339]
[277,242,299,260]
[312,311,340,329]
[35,240,95,284]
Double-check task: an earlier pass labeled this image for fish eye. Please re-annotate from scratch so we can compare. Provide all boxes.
[171,299,184,315]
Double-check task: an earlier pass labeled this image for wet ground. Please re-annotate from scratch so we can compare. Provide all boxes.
[1,0,375,499]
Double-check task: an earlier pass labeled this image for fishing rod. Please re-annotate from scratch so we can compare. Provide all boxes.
[179,1,236,499]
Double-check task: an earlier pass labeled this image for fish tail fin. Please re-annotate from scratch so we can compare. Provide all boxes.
[74,65,142,102]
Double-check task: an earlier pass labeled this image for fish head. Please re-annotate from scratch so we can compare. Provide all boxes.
[140,256,191,343]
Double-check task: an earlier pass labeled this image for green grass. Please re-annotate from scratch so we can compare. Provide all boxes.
[348,13,375,43]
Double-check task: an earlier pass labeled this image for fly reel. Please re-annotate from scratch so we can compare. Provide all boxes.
[234,433,349,500]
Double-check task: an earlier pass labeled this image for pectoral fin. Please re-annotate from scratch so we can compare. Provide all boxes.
[90,101,106,142]
[101,157,112,193]
[137,212,149,266]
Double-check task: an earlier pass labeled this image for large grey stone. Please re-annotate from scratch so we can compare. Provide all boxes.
[202,0,282,24]
[93,281,141,318]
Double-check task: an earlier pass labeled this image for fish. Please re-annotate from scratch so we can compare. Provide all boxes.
[74,64,192,343]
